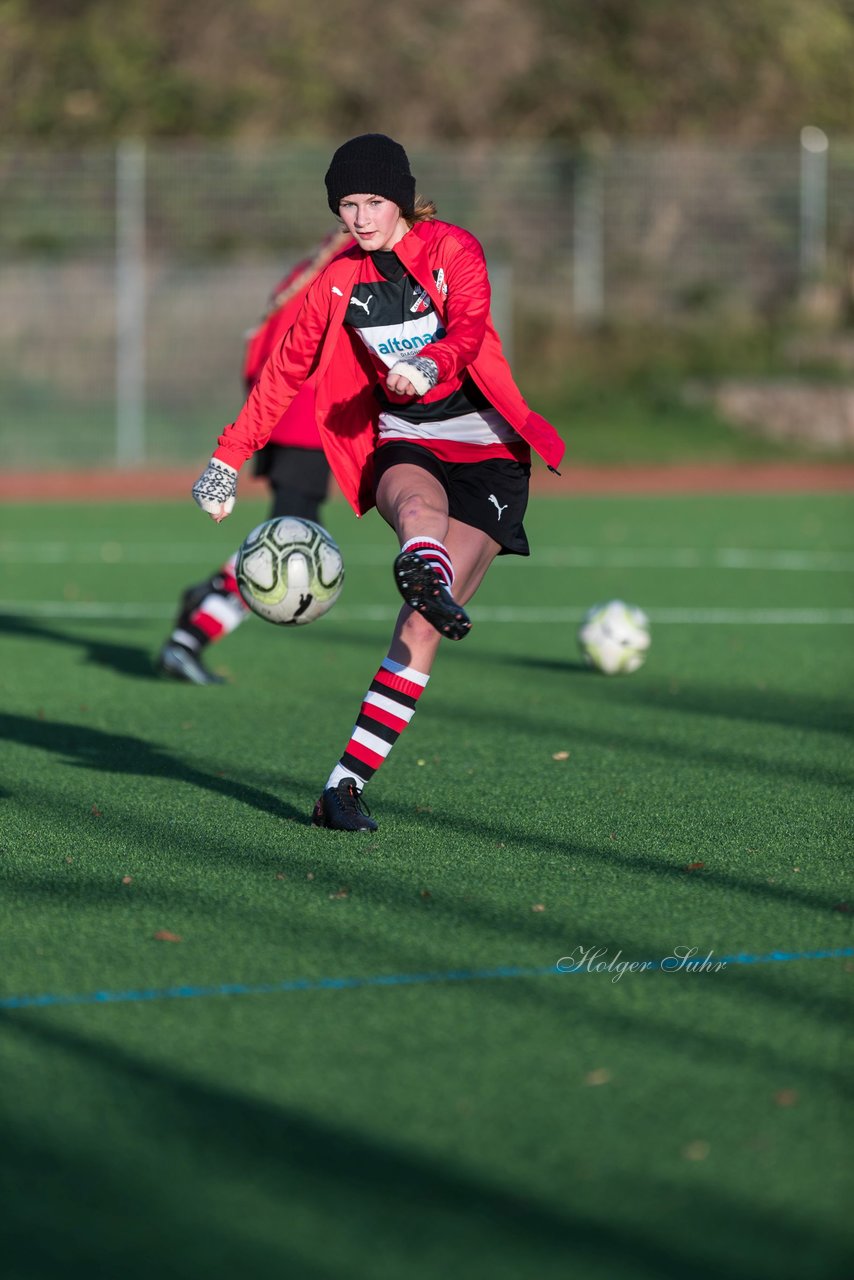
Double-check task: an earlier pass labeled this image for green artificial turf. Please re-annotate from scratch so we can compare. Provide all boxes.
[0,494,852,1280]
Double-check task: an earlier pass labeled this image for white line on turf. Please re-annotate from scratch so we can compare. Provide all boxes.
[2,601,854,625]
[2,543,854,571]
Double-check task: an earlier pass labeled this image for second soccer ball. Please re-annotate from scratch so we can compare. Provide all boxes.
[578,599,651,674]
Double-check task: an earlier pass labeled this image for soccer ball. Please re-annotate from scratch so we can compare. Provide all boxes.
[578,599,651,674]
[236,517,344,625]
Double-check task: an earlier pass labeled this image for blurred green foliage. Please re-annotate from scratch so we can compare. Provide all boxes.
[3,0,854,142]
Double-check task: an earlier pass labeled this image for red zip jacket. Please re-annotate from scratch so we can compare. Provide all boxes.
[241,230,352,450]
[215,219,565,515]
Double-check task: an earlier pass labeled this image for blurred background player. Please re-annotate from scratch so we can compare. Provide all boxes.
[158,226,352,684]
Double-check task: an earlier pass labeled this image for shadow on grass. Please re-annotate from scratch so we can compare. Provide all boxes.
[2,700,846,927]
[0,1008,831,1280]
[434,691,852,792]
[0,614,159,680]
[2,849,850,1094]
[4,774,850,1054]
[0,711,303,821]
[0,612,395,684]
[581,676,854,739]
[473,646,854,738]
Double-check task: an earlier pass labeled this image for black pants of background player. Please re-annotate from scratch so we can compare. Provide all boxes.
[253,443,331,522]
[162,446,332,670]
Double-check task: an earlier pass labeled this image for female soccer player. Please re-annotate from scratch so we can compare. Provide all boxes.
[192,134,565,831]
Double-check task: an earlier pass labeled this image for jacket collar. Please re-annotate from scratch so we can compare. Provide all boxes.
[392,223,445,317]
[329,224,444,318]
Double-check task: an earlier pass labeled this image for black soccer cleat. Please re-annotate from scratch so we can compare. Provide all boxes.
[311,778,378,832]
[393,551,471,640]
[157,641,227,686]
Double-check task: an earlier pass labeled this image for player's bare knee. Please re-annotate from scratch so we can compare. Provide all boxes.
[394,490,442,526]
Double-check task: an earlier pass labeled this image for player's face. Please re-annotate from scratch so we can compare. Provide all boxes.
[337,195,408,252]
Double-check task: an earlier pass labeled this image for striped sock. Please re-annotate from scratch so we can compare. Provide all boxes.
[173,553,250,652]
[400,536,454,588]
[327,657,430,790]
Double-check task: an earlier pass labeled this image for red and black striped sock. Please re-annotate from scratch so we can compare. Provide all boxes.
[173,553,250,652]
[400,536,454,588]
[326,656,430,790]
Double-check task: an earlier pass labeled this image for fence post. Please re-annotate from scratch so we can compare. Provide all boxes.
[799,126,828,283]
[572,149,605,324]
[116,138,146,466]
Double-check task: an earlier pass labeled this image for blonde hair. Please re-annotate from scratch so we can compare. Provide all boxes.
[407,194,437,225]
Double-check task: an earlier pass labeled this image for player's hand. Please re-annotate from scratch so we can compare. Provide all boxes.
[386,370,417,397]
[386,356,439,399]
[192,458,238,522]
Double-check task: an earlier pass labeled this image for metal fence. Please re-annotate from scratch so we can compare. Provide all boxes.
[1,135,852,467]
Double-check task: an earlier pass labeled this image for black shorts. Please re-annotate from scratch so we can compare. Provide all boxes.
[373,441,531,556]
[254,445,332,523]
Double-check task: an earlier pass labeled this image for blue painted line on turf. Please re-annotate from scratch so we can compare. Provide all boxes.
[1,947,852,1012]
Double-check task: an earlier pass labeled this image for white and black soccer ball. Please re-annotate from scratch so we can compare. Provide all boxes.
[578,599,651,675]
[236,517,344,625]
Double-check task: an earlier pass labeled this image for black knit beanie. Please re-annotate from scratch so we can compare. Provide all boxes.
[325,134,416,215]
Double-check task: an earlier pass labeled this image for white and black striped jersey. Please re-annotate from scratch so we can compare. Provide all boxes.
[345,249,521,453]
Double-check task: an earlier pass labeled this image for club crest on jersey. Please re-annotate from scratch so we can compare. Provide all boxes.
[409,287,431,314]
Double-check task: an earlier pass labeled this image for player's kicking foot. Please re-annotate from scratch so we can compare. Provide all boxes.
[158,641,226,686]
[393,551,471,640]
[311,778,378,832]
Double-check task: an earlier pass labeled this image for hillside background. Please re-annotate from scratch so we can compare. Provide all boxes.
[5,0,854,143]
[2,0,854,467]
